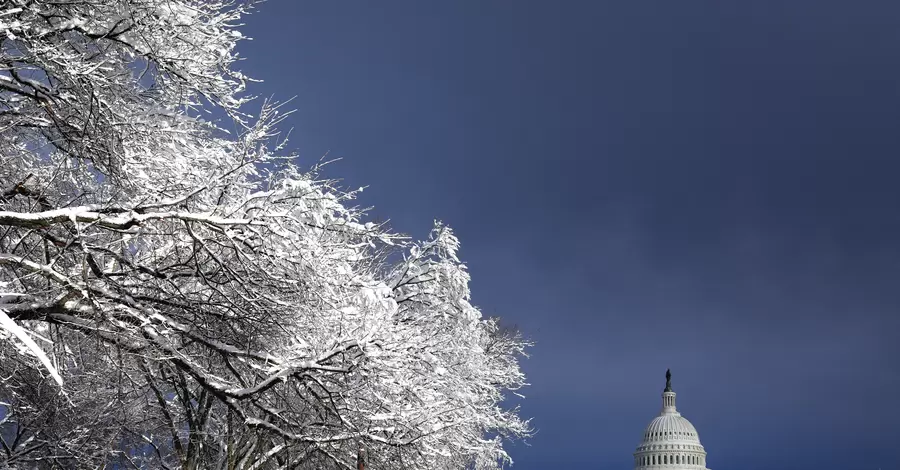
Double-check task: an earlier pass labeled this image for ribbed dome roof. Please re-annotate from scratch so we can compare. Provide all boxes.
[642,414,700,443]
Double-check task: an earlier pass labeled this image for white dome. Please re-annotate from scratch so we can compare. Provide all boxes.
[642,414,700,442]
[633,370,710,470]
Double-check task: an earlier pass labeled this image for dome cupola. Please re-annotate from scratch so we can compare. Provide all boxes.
[633,370,710,470]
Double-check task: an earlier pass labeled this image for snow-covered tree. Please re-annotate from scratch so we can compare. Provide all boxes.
[0,1,530,468]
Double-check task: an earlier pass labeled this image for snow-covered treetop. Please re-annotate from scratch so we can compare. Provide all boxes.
[0,1,531,468]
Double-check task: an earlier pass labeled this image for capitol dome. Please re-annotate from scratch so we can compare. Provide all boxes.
[633,370,709,470]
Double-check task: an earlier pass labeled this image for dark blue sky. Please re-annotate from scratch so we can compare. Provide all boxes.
[240,2,900,469]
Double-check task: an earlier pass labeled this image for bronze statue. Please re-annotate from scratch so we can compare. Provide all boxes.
[664,369,672,392]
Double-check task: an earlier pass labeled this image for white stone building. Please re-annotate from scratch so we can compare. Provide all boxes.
[633,370,710,470]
